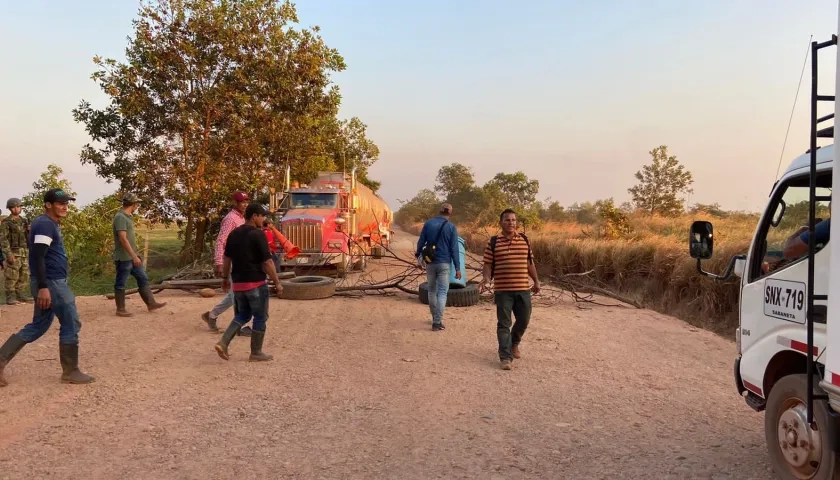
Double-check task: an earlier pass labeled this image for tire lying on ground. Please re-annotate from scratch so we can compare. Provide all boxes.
[418,282,480,307]
[279,276,336,300]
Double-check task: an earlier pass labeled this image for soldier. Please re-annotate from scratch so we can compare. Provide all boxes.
[0,198,32,305]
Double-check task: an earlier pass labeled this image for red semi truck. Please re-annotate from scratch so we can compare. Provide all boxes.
[269,166,393,275]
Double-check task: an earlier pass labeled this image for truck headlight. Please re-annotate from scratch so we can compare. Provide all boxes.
[736,327,741,353]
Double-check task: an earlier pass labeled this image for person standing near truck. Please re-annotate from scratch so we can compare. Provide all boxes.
[0,197,32,305]
[112,193,167,317]
[214,203,282,362]
[0,188,95,386]
[479,209,541,370]
[201,191,252,336]
[415,203,461,331]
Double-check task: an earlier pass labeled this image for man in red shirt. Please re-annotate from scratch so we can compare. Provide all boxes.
[201,191,251,335]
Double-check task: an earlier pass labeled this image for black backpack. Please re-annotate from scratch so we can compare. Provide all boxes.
[489,233,531,279]
[421,219,449,264]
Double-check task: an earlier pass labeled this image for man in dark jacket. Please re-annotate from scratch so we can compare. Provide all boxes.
[415,203,461,331]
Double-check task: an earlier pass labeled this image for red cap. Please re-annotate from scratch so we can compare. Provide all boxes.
[232,191,249,202]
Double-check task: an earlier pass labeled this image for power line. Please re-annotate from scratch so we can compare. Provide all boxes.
[775,35,813,181]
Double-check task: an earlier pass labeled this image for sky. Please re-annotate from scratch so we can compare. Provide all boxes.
[1,0,839,214]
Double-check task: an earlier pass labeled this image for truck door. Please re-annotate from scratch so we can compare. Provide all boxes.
[739,169,832,391]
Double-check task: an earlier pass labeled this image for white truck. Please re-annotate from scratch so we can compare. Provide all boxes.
[690,7,840,478]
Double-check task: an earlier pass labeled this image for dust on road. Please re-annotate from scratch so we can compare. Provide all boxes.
[0,233,772,479]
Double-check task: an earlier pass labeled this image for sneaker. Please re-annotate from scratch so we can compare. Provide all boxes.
[512,345,521,359]
[432,323,445,331]
[500,359,512,370]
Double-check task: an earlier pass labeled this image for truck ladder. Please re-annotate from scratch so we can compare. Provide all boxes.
[807,35,838,424]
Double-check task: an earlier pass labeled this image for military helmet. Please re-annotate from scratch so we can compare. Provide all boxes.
[6,198,21,209]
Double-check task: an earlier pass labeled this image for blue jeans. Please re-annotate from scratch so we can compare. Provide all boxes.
[114,260,150,290]
[18,278,82,345]
[209,275,235,319]
[426,262,450,325]
[232,283,269,332]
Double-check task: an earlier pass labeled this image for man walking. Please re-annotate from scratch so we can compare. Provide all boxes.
[415,203,461,331]
[201,191,252,335]
[0,197,32,305]
[0,188,95,386]
[214,203,283,362]
[480,209,541,370]
[112,193,167,316]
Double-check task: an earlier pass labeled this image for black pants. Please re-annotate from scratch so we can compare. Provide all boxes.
[495,290,532,360]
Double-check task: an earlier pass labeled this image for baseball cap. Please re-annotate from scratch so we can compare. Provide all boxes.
[232,191,250,202]
[122,193,141,205]
[44,188,76,204]
[245,202,267,219]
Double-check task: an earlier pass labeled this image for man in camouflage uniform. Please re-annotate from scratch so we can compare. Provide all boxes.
[0,198,32,305]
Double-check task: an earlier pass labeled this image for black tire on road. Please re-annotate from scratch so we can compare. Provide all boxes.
[764,373,840,480]
[279,276,336,300]
[418,282,480,307]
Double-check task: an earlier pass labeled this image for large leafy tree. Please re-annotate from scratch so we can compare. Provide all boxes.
[484,171,540,211]
[434,163,475,198]
[73,0,376,263]
[628,145,694,216]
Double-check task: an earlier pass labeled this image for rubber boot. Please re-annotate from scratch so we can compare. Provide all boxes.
[215,321,242,360]
[114,290,133,317]
[58,344,95,384]
[248,330,273,362]
[138,285,167,312]
[6,292,19,305]
[0,334,27,387]
[201,311,219,331]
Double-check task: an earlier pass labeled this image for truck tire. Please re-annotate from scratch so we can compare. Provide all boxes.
[418,282,480,307]
[372,246,384,259]
[764,374,840,480]
[279,276,336,300]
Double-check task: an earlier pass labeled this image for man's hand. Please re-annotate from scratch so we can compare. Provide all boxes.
[132,256,142,267]
[531,281,541,295]
[221,278,231,293]
[37,288,51,310]
[7,255,15,265]
[275,283,283,299]
[416,256,425,271]
[455,270,462,280]
[215,264,224,278]
[479,278,490,293]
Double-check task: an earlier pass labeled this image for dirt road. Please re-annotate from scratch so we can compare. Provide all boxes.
[0,232,772,479]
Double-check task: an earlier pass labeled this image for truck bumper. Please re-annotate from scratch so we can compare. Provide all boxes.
[279,252,342,268]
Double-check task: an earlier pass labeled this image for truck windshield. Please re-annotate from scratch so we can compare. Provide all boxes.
[289,193,338,209]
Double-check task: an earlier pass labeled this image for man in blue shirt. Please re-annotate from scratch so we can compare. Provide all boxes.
[0,188,95,387]
[784,217,831,259]
[416,203,461,331]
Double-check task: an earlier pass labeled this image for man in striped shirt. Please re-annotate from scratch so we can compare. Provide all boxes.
[480,209,541,370]
[201,190,252,336]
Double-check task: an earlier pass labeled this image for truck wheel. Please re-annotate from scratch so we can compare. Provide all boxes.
[418,282,480,307]
[764,374,840,480]
[279,276,336,300]
[372,246,383,259]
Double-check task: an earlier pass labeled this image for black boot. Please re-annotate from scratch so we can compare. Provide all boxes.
[249,330,273,362]
[215,321,242,360]
[139,285,167,312]
[58,344,95,384]
[0,334,27,387]
[114,290,133,317]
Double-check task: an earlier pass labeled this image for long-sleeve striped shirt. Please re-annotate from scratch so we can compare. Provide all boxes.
[214,209,245,266]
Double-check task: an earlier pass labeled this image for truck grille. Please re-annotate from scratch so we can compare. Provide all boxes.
[282,222,322,252]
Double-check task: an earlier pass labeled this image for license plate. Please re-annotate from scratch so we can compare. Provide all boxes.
[764,278,807,324]
[297,257,309,264]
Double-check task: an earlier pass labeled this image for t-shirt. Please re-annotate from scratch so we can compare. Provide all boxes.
[224,224,272,289]
[483,234,533,292]
[800,218,831,246]
[113,210,139,261]
[28,214,68,280]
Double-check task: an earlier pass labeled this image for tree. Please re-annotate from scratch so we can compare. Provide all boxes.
[21,164,78,221]
[395,189,439,226]
[435,163,475,198]
[72,0,366,264]
[595,198,633,239]
[330,117,381,193]
[628,145,693,216]
[484,171,539,211]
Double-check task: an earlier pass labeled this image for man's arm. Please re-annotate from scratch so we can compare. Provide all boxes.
[0,221,11,260]
[480,240,493,290]
[784,219,831,259]
[116,215,141,264]
[527,257,540,293]
[214,215,235,266]
[415,222,427,258]
[31,224,55,308]
[221,256,232,291]
[255,230,282,296]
